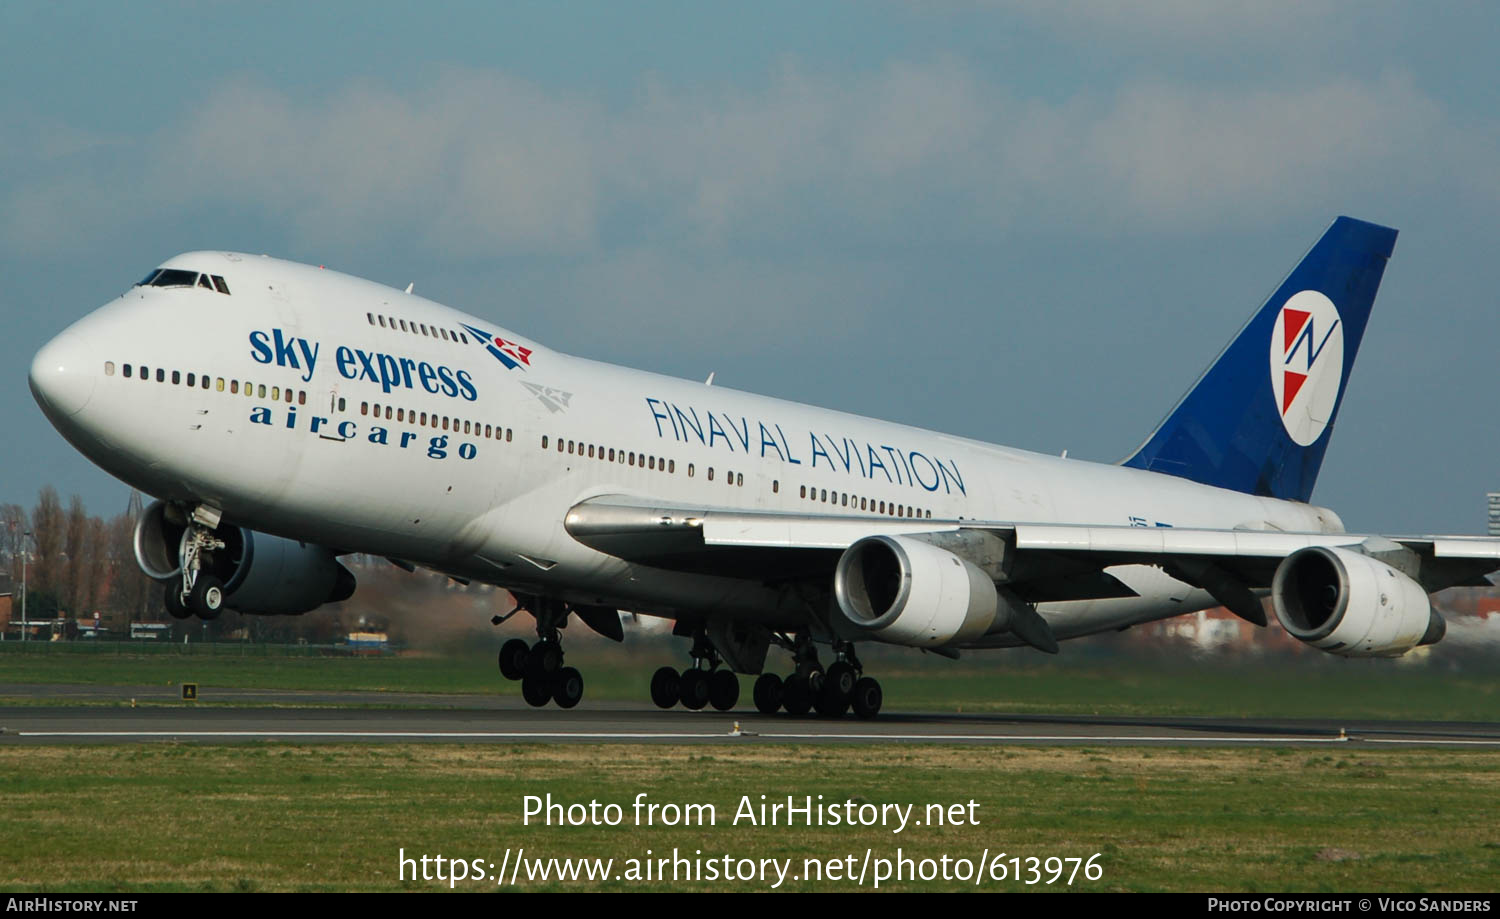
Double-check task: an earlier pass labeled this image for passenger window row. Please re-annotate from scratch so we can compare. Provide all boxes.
[362,401,512,441]
[367,312,469,345]
[541,436,680,475]
[107,362,306,404]
[135,269,230,294]
[800,483,930,519]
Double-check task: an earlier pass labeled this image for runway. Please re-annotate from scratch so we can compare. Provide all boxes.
[2,684,1498,746]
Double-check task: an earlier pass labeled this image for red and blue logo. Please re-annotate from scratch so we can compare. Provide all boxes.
[1268,290,1343,446]
[462,323,533,371]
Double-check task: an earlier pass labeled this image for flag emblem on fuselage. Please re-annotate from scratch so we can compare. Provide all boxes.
[461,323,533,371]
[1268,290,1344,447]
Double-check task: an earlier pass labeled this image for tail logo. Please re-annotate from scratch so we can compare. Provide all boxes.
[1269,290,1343,446]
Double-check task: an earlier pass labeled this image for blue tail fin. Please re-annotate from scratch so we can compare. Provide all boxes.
[1122,216,1397,502]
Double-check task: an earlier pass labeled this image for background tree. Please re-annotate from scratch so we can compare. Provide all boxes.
[30,487,63,601]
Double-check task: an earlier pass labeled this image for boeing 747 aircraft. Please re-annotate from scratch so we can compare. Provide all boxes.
[30,217,1500,718]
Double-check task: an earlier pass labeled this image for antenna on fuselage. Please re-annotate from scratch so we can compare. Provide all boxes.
[705,372,715,386]
[404,282,414,294]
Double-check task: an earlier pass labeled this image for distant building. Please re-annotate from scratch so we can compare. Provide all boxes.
[0,574,12,632]
[1488,493,1500,536]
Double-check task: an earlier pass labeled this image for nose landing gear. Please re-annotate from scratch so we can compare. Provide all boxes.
[166,520,227,621]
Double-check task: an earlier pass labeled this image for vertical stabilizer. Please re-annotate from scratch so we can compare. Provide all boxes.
[1122,217,1397,502]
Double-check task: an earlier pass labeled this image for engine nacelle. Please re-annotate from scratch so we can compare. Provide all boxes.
[1271,545,1445,657]
[133,500,355,615]
[833,535,998,647]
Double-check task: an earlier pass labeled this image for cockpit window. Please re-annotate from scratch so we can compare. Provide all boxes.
[141,269,200,288]
[133,268,232,294]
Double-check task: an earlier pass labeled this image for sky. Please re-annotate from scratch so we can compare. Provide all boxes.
[2,1,1498,534]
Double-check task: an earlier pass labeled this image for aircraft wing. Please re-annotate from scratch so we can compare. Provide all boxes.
[564,494,1500,617]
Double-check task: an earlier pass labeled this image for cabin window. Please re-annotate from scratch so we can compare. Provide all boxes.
[669,460,675,473]
[707,467,714,481]
[542,436,549,449]
[216,378,224,392]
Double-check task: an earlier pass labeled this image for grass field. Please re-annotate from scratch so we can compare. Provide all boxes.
[1,744,1497,892]
[3,639,1499,720]
[5,642,1498,892]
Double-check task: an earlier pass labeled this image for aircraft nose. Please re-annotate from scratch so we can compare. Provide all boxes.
[29,326,97,420]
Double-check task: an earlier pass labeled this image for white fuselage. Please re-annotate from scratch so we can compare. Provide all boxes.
[33,252,1344,641]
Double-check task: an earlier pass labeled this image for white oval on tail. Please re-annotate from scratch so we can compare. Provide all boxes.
[1269,290,1344,446]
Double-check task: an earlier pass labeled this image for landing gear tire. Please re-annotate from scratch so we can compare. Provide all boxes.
[782,673,813,716]
[752,673,783,714]
[189,574,224,620]
[708,669,740,711]
[814,683,850,718]
[851,677,883,720]
[164,585,191,621]
[498,639,530,681]
[679,668,710,711]
[552,667,584,709]
[527,640,562,677]
[521,674,552,707]
[650,666,681,709]
[824,661,856,699]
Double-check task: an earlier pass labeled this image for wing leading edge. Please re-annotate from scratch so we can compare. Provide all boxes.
[564,494,1500,612]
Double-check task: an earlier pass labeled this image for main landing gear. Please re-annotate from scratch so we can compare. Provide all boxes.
[751,636,882,720]
[650,629,884,720]
[494,596,585,709]
[650,628,741,712]
[164,522,226,621]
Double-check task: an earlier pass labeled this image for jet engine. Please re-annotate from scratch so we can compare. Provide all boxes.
[1271,545,1445,657]
[833,534,998,646]
[133,500,355,615]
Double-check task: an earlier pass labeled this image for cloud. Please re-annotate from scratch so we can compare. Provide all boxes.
[3,60,1493,258]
